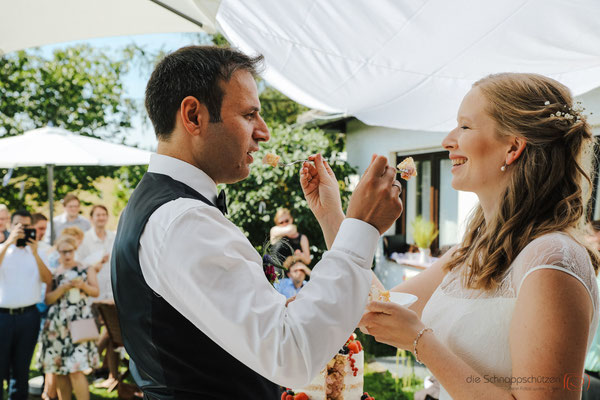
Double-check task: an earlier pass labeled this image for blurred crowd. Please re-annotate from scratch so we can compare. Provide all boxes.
[0,194,116,400]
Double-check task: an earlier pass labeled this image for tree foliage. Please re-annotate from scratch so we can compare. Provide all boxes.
[0,45,136,210]
[226,124,356,264]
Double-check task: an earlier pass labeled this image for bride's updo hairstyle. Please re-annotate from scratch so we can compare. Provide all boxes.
[445,72,599,290]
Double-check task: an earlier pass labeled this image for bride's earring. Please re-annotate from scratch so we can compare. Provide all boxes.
[500,163,507,172]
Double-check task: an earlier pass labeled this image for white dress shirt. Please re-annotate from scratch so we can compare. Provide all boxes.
[138,154,379,387]
[0,245,48,308]
[78,228,116,300]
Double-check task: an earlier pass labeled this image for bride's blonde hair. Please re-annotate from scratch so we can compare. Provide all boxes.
[445,73,599,290]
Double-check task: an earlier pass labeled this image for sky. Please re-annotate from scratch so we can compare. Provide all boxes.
[37,32,213,150]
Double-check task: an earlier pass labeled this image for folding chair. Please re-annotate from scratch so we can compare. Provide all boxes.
[94,300,131,393]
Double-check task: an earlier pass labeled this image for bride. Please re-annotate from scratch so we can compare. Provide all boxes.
[303,72,599,399]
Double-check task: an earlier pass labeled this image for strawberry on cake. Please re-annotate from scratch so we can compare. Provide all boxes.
[289,335,375,400]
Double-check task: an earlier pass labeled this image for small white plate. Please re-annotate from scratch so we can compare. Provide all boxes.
[389,292,418,307]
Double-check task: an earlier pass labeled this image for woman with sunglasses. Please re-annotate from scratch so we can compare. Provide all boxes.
[39,234,100,400]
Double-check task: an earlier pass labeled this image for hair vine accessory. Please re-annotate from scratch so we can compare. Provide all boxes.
[413,327,433,364]
[545,100,590,123]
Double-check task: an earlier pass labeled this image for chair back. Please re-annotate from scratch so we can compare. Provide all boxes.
[96,301,124,347]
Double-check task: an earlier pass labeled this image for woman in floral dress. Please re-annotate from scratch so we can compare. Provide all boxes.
[40,235,100,400]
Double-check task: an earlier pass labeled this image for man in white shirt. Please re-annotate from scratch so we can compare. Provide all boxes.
[112,46,403,399]
[78,205,115,301]
[0,210,51,400]
[51,193,91,242]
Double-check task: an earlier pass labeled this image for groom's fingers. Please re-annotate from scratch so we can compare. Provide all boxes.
[313,153,330,180]
[366,300,395,314]
[364,156,390,180]
[323,160,336,179]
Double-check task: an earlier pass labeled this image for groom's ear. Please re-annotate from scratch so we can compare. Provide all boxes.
[180,96,210,137]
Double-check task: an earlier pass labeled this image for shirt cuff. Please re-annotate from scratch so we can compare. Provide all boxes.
[331,218,380,268]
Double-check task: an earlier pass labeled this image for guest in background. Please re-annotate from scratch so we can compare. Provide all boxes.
[77,205,119,389]
[0,204,10,244]
[52,194,91,240]
[32,213,51,256]
[269,208,311,265]
[40,235,99,400]
[0,210,51,400]
[45,226,85,272]
[77,205,115,301]
[274,256,311,299]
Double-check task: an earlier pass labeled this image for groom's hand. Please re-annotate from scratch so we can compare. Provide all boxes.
[346,155,403,234]
[300,153,344,222]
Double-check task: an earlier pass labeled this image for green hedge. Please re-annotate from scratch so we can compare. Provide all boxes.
[355,329,399,359]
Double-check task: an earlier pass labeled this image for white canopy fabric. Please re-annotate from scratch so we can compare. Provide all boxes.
[2,1,600,132]
[216,0,600,131]
[0,127,151,168]
[0,0,220,55]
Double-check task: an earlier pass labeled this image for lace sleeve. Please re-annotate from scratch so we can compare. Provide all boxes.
[511,232,598,314]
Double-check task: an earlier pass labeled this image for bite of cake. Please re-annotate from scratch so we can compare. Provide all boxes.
[396,157,417,180]
[262,152,281,167]
[368,286,390,303]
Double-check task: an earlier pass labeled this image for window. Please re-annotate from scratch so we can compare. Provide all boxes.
[396,151,460,252]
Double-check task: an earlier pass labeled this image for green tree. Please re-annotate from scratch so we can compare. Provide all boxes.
[0,45,136,210]
[226,124,356,264]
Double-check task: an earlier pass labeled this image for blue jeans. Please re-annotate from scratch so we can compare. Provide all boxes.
[0,307,41,400]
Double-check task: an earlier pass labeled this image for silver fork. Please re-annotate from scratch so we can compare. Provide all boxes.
[277,159,310,167]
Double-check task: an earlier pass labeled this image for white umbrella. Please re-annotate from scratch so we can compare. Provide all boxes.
[0,126,152,242]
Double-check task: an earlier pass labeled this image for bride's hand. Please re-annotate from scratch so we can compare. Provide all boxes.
[300,153,343,222]
[359,301,426,350]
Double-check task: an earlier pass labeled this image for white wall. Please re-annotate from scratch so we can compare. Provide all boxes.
[346,119,446,175]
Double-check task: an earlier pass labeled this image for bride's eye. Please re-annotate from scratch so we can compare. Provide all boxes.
[461,126,470,130]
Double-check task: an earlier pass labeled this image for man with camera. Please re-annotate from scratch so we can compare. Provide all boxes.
[0,210,52,400]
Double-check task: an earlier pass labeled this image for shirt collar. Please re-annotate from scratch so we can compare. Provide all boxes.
[147,153,219,204]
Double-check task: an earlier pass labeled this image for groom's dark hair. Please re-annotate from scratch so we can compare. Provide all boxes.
[145,45,264,140]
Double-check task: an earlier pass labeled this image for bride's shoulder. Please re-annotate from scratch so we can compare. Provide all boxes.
[511,231,596,292]
[517,231,590,264]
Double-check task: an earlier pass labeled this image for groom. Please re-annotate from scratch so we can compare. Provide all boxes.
[111,45,403,399]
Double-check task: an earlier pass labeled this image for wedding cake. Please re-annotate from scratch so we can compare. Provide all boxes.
[285,335,375,400]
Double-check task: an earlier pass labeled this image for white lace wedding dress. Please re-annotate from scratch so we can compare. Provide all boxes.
[421,232,599,400]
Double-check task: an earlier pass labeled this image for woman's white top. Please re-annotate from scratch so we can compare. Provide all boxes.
[421,232,599,399]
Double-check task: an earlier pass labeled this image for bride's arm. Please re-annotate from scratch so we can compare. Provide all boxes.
[361,264,592,399]
[373,246,454,317]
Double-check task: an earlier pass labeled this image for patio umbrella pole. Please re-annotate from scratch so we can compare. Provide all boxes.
[47,164,55,245]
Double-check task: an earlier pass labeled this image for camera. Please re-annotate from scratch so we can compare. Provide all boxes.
[16,228,37,247]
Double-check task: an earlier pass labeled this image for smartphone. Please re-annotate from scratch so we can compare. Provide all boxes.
[16,228,36,247]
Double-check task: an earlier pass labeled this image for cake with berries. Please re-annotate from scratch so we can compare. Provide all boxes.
[396,157,417,180]
[289,335,375,400]
[263,152,281,167]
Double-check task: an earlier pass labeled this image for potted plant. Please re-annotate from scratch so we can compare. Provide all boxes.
[410,216,438,264]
